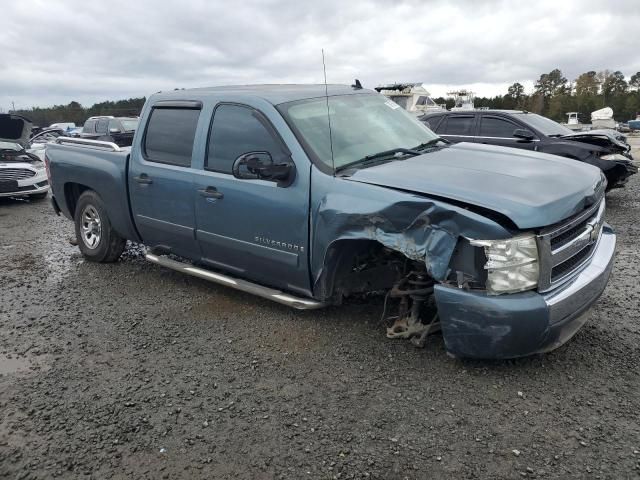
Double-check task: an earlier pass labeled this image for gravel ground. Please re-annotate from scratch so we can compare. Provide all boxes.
[1,140,639,479]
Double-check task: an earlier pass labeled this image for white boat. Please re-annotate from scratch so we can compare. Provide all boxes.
[375,83,446,115]
[448,90,475,110]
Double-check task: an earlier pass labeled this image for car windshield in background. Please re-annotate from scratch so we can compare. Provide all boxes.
[512,112,573,137]
[279,93,439,170]
[120,119,139,131]
[0,141,21,151]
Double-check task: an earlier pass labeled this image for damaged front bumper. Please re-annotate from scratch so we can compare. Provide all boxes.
[434,225,616,359]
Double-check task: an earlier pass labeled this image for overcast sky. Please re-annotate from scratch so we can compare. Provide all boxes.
[2,0,639,111]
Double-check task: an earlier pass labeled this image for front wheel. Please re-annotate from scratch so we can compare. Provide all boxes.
[74,190,126,262]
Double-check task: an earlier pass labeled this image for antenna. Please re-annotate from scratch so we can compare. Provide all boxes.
[322,49,335,173]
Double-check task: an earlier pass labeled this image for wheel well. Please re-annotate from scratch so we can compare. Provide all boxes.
[64,183,91,218]
[315,239,411,302]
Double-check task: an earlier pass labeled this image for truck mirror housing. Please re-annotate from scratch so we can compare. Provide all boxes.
[232,151,296,187]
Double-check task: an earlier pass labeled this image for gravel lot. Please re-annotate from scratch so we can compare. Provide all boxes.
[1,139,639,479]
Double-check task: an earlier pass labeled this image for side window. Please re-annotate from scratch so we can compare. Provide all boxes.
[108,120,121,133]
[96,118,109,135]
[442,115,475,135]
[207,104,283,174]
[83,120,96,133]
[422,115,443,131]
[479,117,519,138]
[144,108,200,167]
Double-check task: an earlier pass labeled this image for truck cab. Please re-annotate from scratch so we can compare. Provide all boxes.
[46,85,616,359]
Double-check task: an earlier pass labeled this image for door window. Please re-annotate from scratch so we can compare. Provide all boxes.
[96,118,109,134]
[144,108,200,167]
[479,117,520,138]
[207,104,283,174]
[442,115,475,135]
[108,120,121,133]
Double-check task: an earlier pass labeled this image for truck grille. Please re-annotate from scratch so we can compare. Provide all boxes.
[537,198,605,292]
[0,168,35,181]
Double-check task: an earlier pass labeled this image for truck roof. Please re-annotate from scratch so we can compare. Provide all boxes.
[151,84,373,105]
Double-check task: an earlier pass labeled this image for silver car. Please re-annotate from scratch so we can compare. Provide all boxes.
[0,114,49,199]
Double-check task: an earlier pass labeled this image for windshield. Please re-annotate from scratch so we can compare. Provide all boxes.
[512,112,572,136]
[279,93,439,170]
[0,141,21,151]
[120,119,139,131]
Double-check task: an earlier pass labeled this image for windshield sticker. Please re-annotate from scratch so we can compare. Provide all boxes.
[384,100,400,110]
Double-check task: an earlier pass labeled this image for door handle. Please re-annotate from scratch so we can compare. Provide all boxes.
[134,174,153,185]
[198,186,224,199]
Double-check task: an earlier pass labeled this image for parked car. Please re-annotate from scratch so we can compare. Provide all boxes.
[419,110,637,190]
[47,85,615,359]
[27,128,65,160]
[80,116,139,147]
[0,114,50,199]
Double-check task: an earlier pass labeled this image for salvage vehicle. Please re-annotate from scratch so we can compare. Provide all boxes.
[80,116,139,147]
[420,110,637,190]
[0,114,49,199]
[46,85,616,359]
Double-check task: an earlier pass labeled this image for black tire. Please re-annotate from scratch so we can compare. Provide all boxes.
[74,190,126,262]
[29,192,48,200]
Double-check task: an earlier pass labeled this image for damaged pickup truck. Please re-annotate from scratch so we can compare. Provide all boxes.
[46,85,616,359]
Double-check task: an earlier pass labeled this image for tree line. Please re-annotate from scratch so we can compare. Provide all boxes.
[9,69,640,128]
[435,69,640,124]
[10,98,146,128]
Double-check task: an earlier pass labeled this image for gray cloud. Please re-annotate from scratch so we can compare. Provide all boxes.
[1,0,639,110]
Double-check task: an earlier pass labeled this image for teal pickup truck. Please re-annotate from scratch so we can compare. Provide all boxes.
[44,84,616,359]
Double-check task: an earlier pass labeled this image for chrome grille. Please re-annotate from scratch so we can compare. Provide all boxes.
[0,168,35,180]
[537,198,605,292]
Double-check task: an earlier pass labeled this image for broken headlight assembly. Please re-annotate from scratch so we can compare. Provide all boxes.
[470,234,539,295]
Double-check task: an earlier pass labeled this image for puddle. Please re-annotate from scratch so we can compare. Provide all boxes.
[0,354,50,376]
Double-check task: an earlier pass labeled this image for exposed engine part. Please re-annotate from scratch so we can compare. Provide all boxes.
[383,268,440,348]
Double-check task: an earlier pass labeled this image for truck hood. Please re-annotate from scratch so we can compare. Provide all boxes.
[0,114,32,148]
[344,143,604,229]
[559,130,630,153]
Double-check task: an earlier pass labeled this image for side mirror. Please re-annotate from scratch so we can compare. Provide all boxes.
[232,151,296,187]
[513,129,535,141]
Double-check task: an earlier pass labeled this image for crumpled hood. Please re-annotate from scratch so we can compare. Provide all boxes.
[560,129,630,152]
[0,114,32,148]
[345,143,604,229]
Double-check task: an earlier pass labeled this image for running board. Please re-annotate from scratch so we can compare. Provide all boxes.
[145,253,325,310]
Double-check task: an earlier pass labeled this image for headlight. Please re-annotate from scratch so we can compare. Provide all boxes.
[32,161,45,169]
[470,234,539,295]
[600,153,628,161]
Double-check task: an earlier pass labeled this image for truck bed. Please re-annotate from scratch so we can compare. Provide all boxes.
[47,138,140,242]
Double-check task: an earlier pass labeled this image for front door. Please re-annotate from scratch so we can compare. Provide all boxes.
[477,115,537,150]
[129,105,202,258]
[193,103,310,295]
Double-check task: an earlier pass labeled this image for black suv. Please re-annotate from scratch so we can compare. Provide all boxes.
[420,110,637,190]
[80,116,139,147]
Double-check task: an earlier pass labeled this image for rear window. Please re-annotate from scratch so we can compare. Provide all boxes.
[442,115,475,135]
[422,115,443,131]
[82,120,96,133]
[144,108,200,167]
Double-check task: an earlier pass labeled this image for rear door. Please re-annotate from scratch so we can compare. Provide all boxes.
[192,103,310,294]
[129,102,202,258]
[477,115,537,150]
[437,114,477,143]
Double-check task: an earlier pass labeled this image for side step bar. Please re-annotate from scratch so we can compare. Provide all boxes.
[145,253,325,310]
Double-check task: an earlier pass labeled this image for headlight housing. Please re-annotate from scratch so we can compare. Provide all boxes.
[470,234,539,295]
[600,153,628,161]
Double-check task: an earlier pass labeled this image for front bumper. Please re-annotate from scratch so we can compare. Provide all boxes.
[0,181,49,197]
[435,225,616,359]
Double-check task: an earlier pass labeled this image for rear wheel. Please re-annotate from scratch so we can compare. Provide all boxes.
[74,190,126,262]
